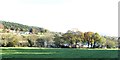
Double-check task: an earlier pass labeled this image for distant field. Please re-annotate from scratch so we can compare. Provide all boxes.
[0,47,119,58]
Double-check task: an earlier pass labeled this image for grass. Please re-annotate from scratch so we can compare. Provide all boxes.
[0,47,119,58]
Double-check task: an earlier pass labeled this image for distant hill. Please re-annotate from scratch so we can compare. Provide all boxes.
[0,20,48,33]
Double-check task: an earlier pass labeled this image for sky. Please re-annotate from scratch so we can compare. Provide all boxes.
[0,0,119,36]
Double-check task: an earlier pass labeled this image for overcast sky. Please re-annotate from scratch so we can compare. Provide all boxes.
[0,0,119,36]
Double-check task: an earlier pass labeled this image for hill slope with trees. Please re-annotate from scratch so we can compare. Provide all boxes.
[0,20,48,33]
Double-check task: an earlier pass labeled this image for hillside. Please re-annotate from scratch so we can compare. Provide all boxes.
[0,20,48,33]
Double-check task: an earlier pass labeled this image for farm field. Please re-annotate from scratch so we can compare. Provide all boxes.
[0,47,119,59]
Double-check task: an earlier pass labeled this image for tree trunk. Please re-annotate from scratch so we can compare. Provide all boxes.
[88,41,90,48]
[75,40,77,48]
[93,41,96,48]
[44,41,47,47]
[91,43,93,48]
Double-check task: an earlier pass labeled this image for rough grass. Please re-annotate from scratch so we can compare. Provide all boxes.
[1,47,119,58]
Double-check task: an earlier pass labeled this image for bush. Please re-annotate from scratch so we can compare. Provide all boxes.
[106,40,116,48]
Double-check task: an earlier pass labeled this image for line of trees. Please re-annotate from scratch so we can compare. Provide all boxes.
[0,30,118,48]
[54,30,118,48]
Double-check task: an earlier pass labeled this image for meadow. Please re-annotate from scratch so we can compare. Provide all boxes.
[0,47,119,59]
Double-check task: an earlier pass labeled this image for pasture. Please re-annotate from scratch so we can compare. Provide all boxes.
[0,47,119,59]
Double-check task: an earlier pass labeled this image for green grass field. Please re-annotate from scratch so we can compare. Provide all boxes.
[0,47,119,58]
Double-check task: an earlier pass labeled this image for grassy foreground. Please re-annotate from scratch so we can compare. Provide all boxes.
[0,47,119,58]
